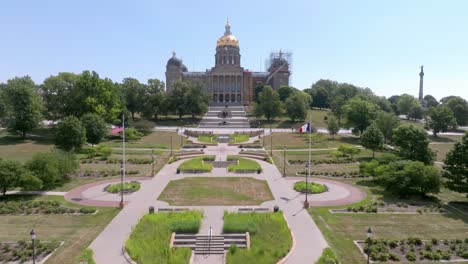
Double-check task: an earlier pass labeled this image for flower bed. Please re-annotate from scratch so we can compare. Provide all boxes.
[105,181,141,194]
[289,159,356,165]
[297,170,362,178]
[357,237,468,262]
[178,156,214,173]
[293,181,327,194]
[81,158,153,164]
[227,157,262,173]
[331,201,448,214]
[0,240,61,263]
[0,200,96,215]
[72,169,140,178]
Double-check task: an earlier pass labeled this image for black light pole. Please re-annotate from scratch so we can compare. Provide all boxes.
[170,135,173,156]
[283,146,286,177]
[151,149,155,177]
[30,229,36,264]
[367,227,373,264]
[270,126,273,156]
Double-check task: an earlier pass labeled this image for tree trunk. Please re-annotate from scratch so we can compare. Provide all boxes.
[372,150,375,159]
[131,112,135,120]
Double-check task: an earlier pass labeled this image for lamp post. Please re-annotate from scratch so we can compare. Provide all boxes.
[270,126,273,156]
[30,229,36,264]
[366,227,373,264]
[304,164,309,208]
[283,146,286,177]
[170,135,173,156]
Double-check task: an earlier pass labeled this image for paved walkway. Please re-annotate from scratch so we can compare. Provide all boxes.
[82,143,365,264]
[5,191,67,196]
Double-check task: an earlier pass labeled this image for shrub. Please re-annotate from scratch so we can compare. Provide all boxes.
[228,244,237,255]
[389,252,400,261]
[406,251,417,261]
[316,247,340,264]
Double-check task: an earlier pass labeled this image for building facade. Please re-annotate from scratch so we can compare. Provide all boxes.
[165,20,291,105]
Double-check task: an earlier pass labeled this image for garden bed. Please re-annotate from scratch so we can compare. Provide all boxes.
[224,212,292,264]
[125,211,202,263]
[105,181,141,194]
[288,159,357,165]
[0,240,62,263]
[331,201,448,214]
[177,156,214,173]
[71,169,140,178]
[0,199,97,215]
[293,181,328,194]
[296,171,363,178]
[227,156,262,173]
[356,237,468,262]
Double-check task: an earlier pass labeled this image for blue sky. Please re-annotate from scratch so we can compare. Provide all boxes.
[1,0,467,100]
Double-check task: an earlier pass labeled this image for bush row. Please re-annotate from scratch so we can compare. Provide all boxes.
[289,159,355,165]
[0,200,96,215]
[0,240,61,263]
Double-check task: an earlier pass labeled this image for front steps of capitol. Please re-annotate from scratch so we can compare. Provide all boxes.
[199,105,250,128]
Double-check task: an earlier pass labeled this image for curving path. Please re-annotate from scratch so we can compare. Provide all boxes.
[77,143,365,264]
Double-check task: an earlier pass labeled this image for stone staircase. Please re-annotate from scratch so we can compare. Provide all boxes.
[172,234,247,255]
[199,106,250,128]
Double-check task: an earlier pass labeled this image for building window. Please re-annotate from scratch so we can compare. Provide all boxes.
[225,94,230,102]
[237,94,241,102]
[231,94,235,102]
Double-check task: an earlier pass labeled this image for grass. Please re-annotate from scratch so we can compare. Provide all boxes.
[77,249,96,264]
[316,248,340,264]
[308,179,468,263]
[293,181,327,194]
[104,131,185,149]
[0,131,54,161]
[153,115,201,127]
[229,134,250,143]
[430,143,455,162]
[125,211,202,264]
[197,135,218,143]
[224,212,292,264]
[106,181,141,193]
[263,133,360,150]
[249,109,331,128]
[227,156,262,172]
[0,195,119,264]
[178,156,214,172]
[158,177,274,206]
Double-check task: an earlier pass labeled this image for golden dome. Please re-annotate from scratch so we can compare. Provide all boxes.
[216,19,239,47]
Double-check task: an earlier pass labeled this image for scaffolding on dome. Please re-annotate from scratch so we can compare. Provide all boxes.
[266,50,292,72]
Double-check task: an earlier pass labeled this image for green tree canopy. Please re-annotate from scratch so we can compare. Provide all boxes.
[444,96,468,126]
[55,116,87,151]
[381,160,440,197]
[408,102,425,120]
[285,91,310,122]
[327,116,340,139]
[278,86,296,102]
[81,113,108,145]
[443,132,468,194]
[426,106,457,136]
[392,125,435,164]
[122,78,145,119]
[397,94,419,118]
[423,94,439,108]
[27,150,78,188]
[0,160,41,195]
[360,123,384,158]
[185,82,209,118]
[343,97,379,135]
[3,76,43,138]
[141,79,167,120]
[255,85,281,121]
[41,72,78,120]
[374,111,400,143]
[169,81,190,119]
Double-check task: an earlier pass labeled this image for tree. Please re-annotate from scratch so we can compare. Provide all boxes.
[169,81,190,119]
[361,123,384,158]
[185,82,209,118]
[69,71,123,123]
[443,133,468,194]
[327,116,340,139]
[329,95,346,123]
[337,145,361,159]
[397,94,418,118]
[388,95,401,115]
[141,79,167,120]
[3,76,43,138]
[254,85,264,103]
[423,94,439,108]
[81,113,108,145]
[255,86,281,121]
[285,92,310,122]
[374,111,400,143]
[55,116,87,151]
[41,72,78,120]
[121,78,145,119]
[381,160,440,197]
[392,125,435,165]
[426,106,457,136]
[343,97,379,135]
[27,150,78,188]
[278,86,296,102]
[408,102,425,120]
[0,160,41,195]
[310,86,329,109]
[444,96,468,126]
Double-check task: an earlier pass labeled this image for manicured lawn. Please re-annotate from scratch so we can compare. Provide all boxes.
[430,143,455,162]
[229,134,250,143]
[316,248,340,264]
[224,212,292,264]
[227,156,262,172]
[178,156,214,172]
[153,115,201,127]
[263,133,360,150]
[104,131,185,149]
[197,135,218,143]
[0,195,119,264]
[0,131,54,161]
[106,181,141,193]
[249,109,332,129]
[293,181,327,194]
[126,211,202,264]
[308,179,468,263]
[158,177,274,206]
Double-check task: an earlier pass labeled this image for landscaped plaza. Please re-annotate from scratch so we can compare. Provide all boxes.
[1,2,468,264]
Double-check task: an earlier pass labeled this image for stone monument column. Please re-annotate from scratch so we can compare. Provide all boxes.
[419,65,424,104]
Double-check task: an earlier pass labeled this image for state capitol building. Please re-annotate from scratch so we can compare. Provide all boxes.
[165,20,291,106]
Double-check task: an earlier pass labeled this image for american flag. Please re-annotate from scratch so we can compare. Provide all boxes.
[111,126,124,135]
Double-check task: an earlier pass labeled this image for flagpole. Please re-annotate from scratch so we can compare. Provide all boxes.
[305,119,311,208]
[120,113,126,208]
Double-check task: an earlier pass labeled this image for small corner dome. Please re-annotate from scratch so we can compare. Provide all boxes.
[167,51,183,67]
